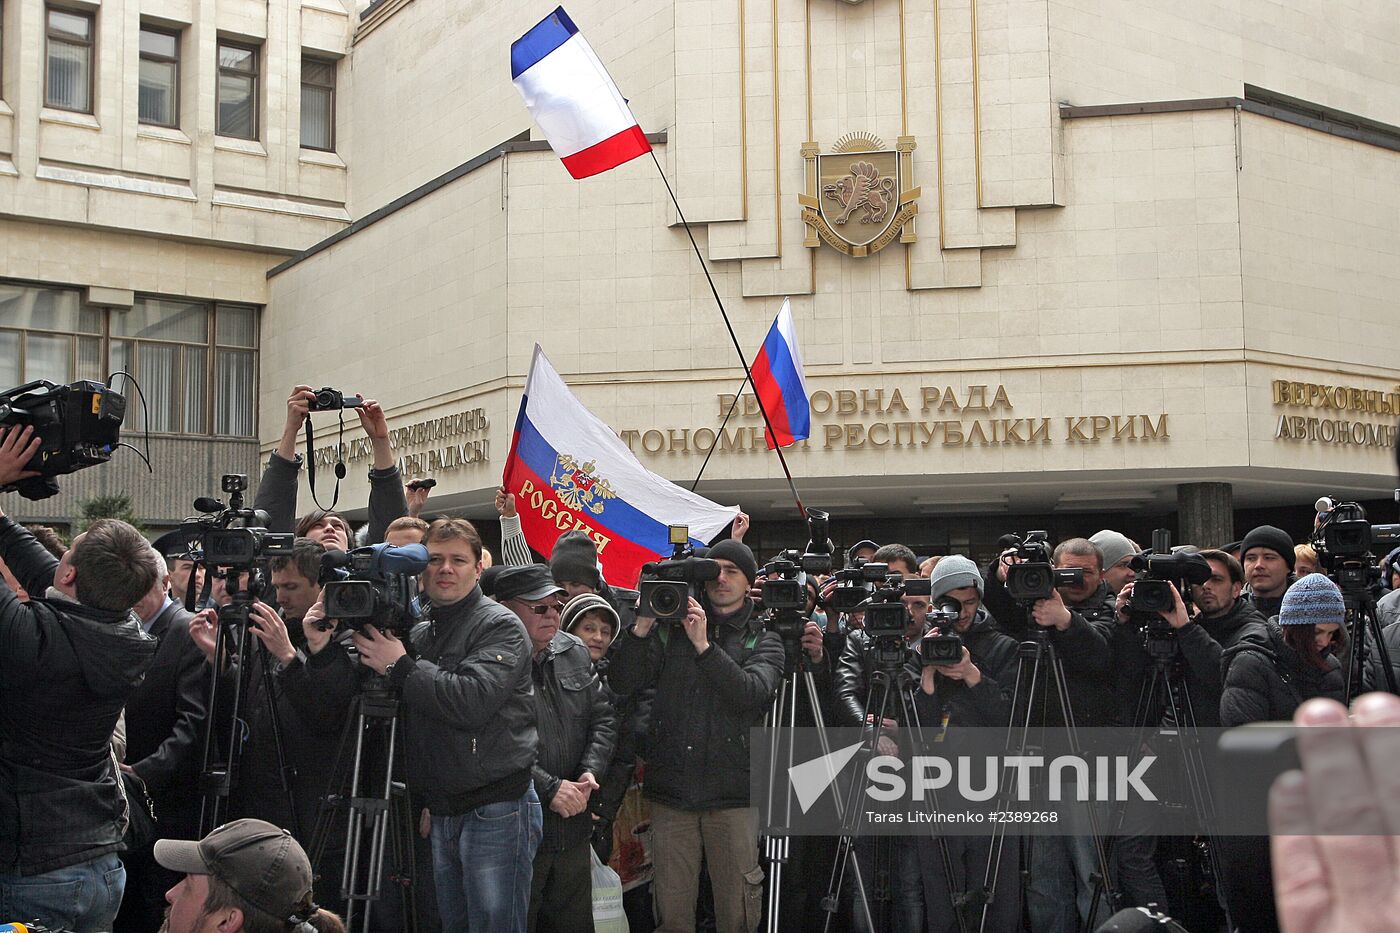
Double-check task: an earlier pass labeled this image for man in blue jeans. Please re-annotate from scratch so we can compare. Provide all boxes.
[352,517,542,931]
[0,425,161,933]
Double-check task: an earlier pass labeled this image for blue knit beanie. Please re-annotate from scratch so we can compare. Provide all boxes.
[1278,573,1344,626]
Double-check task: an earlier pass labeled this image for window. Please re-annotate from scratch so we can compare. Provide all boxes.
[0,282,259,438]
[45,7,94,113]
[138,26,179,127]
[216,41,257,140]
[300,57,335,151]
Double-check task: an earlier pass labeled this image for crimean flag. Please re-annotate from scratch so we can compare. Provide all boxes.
[511,7,652,179]
[502,346,738,588]
[751,298,811,449]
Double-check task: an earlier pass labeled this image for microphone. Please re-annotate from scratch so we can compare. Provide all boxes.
[1315,496,1336,515]
[193,496,224,513]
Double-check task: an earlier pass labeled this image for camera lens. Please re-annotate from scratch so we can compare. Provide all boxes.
[651,586,681,618]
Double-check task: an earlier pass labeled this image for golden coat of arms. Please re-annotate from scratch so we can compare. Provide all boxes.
[549,454,616,515]
[800,132,919,257]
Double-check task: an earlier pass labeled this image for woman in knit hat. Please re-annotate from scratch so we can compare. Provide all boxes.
[1216,573,1347,933]
[1220,573,1346,728]
[560,592,621,664]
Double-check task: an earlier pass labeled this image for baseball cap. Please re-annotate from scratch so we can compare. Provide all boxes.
[154,819,317,924]
[493,564,566,603]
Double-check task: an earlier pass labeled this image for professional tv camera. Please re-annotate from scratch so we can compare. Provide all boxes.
[319,542,429,635]
[822,560,891,613]
[759,508,837,617]
[1312,496,1400,580]
[1000,530,1085,601]
[180,474,295,612]
[637,525,721,623]
[860,574,941,669]
[0,378,126,499]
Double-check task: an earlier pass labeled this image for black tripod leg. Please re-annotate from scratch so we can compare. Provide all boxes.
[899,681,970,933]
[257,642,301,840]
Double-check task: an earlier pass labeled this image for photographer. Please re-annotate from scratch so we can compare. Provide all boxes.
[114,553,211,933]
[352,517,541,932]
[494,565,617,933]
[255,385,408,546]
[607,539,783,933]
[187,541,359,877]
[1091,530,1140,595]
[911,556,1020,933]
[830,548,933,933]
[0,424,160,933]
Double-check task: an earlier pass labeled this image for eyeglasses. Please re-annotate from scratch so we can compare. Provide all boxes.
[518,600,564,615]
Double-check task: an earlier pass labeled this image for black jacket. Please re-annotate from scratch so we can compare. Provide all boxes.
[390,586,538,814]
[833,628,920,729]
[911,608,1019,730]
[530,631,617,852]
[980,564,1116,727]
[608,600,783,811]
[590,674,650,831]
[253,450,408,545]
[0,517,158,875]
[1110,597,1270,728]
[125,599,209,839]
[1220,621,1345,726]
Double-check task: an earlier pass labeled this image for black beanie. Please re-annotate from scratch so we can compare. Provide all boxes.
[707,539,758,585]
[550,531,603,590]
[1240,525,1296,570]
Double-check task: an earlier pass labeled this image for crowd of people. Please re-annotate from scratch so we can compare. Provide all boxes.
[1,386,1399,933]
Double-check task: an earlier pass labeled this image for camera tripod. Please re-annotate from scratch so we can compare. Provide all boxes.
[760,612,861,933]
[1113,623,1229,928]
[309,675,418,933]
[819,639,969,933]
[982,626,1117,933]
[195,575,300,838]
[1331,562,1398,700]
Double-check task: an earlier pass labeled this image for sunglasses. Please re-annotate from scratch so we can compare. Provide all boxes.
[517,600,565,615]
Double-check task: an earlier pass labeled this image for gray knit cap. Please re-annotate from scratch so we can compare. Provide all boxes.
[930,555,983,602]
[1090,530,1140,569]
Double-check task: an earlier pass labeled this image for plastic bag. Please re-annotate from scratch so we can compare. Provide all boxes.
[591,843,629,933]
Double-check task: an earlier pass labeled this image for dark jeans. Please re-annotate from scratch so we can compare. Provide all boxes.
[431,783,543,933]
[0,853,125,933]
[529,837,595,933]
[850,836,923,933]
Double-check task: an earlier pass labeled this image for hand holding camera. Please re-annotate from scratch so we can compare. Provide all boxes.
[248,601,296,666]
[1031,589,1072,631]
[1117,580,1191,629]
[301,599,336,655]
[679,597,708,653]
[801,619,824,663]
[351,624,407,675]
[0,425,42,488]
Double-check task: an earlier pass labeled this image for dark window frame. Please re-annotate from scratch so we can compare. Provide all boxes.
[215,38,259,141]
[299,55,336,152]
[137,24,180,128]
[44,6,95,114]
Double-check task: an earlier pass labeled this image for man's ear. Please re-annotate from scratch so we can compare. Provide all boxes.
[215,906,246,932]
[56,561,77,591]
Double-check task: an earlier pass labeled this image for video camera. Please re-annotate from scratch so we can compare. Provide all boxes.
[822,560,891,613]
[638,525,720,623]
[184,475,295,572]
[1127,552,1211,616]
[0,379,126,500]
[758,508,837,614]
[1000,531,1085,601]
[920,596,965,667]
[320,542,428,635]
[307,387,363,412]
[1311,497,1400,594]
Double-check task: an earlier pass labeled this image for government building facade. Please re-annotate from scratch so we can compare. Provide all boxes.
[4,0,1399,558]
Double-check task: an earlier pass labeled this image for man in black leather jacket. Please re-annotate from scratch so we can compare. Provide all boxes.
[353,517,540,933]
[608,538,783,933]
[113,555,209,933]
[496,564,617,933]
[0,427,160,933]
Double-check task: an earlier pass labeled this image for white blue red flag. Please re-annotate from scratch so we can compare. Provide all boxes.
[502,346,738,587]
[751,298,811,449]
[511,7,652,179]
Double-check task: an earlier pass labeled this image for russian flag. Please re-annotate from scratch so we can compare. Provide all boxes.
[502,346,738,588]
[751,299,811,449]
[511,7,652,179]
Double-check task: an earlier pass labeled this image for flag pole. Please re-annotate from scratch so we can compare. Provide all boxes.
[690,374,749,493]
[648,149,807,522]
